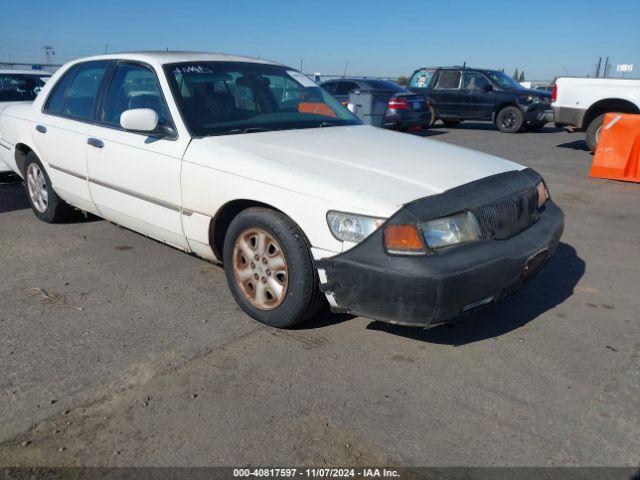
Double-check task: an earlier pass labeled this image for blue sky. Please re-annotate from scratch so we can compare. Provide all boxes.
[2,0,639,80]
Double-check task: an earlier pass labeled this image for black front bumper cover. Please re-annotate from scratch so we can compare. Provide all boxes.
[316,169,564,327]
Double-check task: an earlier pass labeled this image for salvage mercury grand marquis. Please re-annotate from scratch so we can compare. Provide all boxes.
[0,52,564,328]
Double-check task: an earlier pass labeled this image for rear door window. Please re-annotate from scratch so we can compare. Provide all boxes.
[45,61,111,120]
[435,70,462,90]
[45,66,79,114]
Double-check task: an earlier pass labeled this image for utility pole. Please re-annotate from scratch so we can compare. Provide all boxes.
[594,57,602,78]
[43,46,55,67]
[342,60,349,79]
[603,57,610,78]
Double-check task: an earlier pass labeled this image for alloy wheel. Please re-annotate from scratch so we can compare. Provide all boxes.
[27,163,48,213]
[232,228,288,310]
[501,111,517,129]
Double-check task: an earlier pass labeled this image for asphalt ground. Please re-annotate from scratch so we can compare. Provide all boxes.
[0,122,638,467]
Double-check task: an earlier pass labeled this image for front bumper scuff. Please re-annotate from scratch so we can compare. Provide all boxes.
[315,169,565,327]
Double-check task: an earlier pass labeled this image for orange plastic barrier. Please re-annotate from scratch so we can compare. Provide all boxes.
[590,113,640,183]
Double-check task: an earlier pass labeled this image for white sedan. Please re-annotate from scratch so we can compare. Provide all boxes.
[0,52,563,328]
[0,70,50,172]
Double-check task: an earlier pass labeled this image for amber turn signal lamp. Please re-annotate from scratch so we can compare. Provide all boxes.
[384,224,426,254]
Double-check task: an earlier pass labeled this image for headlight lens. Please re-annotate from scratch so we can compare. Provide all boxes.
[327,211,385,243]
[536,180,549,207]
[419,211,482,249]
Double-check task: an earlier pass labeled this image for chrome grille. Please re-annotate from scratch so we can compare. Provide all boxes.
[474,188,538,240]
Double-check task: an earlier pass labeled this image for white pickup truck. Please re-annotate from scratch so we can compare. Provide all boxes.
[552,77,640,151]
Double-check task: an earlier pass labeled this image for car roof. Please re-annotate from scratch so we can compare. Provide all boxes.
[414,66,499,74]
[0,69,51,75]
[62,51,284,68]
[321,78,396,84]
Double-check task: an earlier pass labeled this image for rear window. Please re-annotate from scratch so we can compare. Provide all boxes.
[363,80,406,92]
[409,69,435,89]
[0,74,47,102]
[334,82,358,96]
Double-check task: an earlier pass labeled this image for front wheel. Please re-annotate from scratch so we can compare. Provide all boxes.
[496,106,524,133]
[23,152,75,223]
[585,113,606,152]
[222,208,324,328]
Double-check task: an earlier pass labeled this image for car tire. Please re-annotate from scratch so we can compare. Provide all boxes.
[222,207,324,328]
[496,106,524,133]
[585,113,606,152]
[442,120,460,128]
[23,152,76,223]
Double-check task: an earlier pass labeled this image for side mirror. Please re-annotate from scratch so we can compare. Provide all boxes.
[120,108,159,133]
[483,84,494,92]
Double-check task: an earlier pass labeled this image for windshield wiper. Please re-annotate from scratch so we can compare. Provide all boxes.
[215,127,273,136]
[318,121,337,128]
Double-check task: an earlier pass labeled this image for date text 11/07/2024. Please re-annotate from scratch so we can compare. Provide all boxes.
[233,468,401,478]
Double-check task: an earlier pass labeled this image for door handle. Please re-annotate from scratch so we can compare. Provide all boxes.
[35,125,47,134]
[87,138,104,149]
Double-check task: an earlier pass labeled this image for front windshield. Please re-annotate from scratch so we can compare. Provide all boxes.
[484,71,525,90]
[0,74,47,102]
[164,62,362,136]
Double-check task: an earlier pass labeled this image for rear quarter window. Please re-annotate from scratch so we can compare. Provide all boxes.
[409,69,434,89]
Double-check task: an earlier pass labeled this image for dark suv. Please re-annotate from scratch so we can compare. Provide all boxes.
[408,67,553,133]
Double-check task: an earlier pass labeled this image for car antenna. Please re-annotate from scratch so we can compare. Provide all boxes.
[342,60,349,79]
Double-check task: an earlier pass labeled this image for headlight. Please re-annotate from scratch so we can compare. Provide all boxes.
[523,95,542,104]
[327,211,385,243]
[536,180,549,207]
[383,211,483,255]
[419,211,482,249]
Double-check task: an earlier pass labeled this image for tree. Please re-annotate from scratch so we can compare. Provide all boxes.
[396,75,409,86]
[518,71,526,82]
[512,68,519,80]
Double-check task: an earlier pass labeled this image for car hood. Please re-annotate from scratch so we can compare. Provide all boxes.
[505,88,552,98]
[198,125,523,212]
[0,101,30,113]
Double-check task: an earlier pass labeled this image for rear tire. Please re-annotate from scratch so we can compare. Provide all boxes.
[585,113,606,152]
[496,106,524,133]
[442,120,460,128]
[222,208,324,328]
[23,152,75,223]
